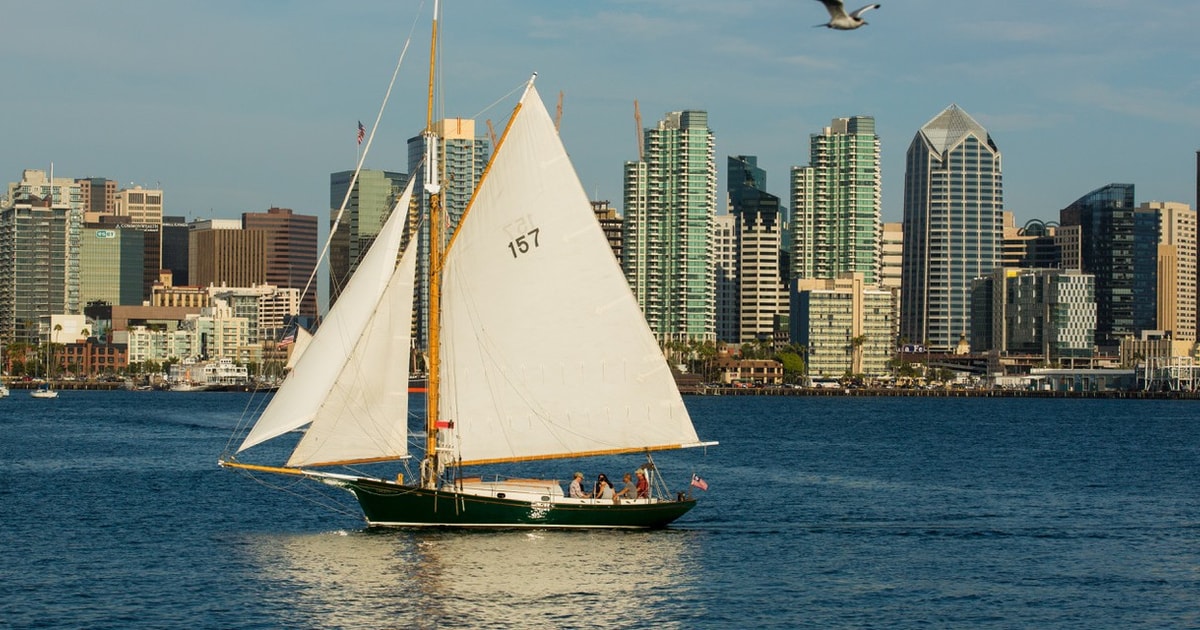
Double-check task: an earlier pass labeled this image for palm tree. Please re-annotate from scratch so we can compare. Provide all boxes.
[849,335,867,376]
[50,323,63,379]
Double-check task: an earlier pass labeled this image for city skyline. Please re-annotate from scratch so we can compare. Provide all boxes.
[3,1,1196,237]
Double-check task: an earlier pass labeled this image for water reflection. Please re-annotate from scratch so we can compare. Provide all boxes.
[244,528,705,628]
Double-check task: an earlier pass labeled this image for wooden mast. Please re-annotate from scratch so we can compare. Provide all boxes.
[421,0,443,489]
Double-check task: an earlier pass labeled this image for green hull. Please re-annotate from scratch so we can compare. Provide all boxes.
[342,478,696,529]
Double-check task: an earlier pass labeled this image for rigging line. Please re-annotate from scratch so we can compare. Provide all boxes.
[470,80,532,124]
[234,468,362,518]
[228,8,427,450]
[303,2,426,322]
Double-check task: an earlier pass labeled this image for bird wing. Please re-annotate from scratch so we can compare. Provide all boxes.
[849,3,881,19]
[815,0,849,20]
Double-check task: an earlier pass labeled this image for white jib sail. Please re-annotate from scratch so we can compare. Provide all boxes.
[284,326,314,370]
[438,83,700,465]
[238,178,416,465]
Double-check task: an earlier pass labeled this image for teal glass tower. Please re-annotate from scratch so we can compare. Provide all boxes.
[790,116,882,285]
[622,110,717,343]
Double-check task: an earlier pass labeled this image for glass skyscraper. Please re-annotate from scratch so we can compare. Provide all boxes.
[900,105,1004,352]
[790,116,881,285]
[622,110,717,343]
[1059,183,1157,348]
[328,169,409,308]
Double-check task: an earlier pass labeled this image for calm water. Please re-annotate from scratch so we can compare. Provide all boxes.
[1,391,1197,628]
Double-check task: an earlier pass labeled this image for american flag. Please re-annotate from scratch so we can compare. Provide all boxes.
[357,121,365,145]
[277,332,295,348]
[691,473,709,491]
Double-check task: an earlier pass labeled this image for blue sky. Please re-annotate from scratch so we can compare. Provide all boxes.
[4,0,1198,229]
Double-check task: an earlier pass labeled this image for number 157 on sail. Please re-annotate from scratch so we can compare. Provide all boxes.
[506,227,540,258]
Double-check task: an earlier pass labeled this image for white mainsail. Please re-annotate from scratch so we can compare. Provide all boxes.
[438,83,701,465]
[238,178,417,466]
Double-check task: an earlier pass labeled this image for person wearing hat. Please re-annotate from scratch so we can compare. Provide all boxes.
[568,471,590,498]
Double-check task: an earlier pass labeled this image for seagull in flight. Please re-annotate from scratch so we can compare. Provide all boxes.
[814,0,881,30]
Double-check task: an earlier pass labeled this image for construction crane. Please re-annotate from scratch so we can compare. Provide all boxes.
[555,91,564,132]
[485,119,497,147]
[633,99,644,161]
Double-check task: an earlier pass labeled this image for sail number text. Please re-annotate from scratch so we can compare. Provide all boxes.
[506,227,541,258]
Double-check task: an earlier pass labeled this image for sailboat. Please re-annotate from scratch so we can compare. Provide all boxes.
[31,332,58,399]
[220,2,715,529]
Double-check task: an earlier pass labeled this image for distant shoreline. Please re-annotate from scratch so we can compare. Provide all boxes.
[681,385,1200,400]
[4,380,1195,400]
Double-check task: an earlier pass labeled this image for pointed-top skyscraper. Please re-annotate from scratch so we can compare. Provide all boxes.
[900,105,1004,352]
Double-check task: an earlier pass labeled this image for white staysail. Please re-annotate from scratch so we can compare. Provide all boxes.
[238,178,417,465]
[438,83,700,465]
[284,326,314,370]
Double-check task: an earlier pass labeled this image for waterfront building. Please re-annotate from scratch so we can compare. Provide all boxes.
[242,207,319,320]
[328,169,409,308]
[900,105,1004,352]
[0,169,82,344]
[790,116,882,286]
[188,219,266,290]
[1059,183,1157,349]
[184,299,255,363]
[791,273,893,377]
[729,156,785,343]
[1138,201,1196,344]
[622,110,717,343]
[713,213,739,343]
[972,268,1096,362]
[209,284,300,343]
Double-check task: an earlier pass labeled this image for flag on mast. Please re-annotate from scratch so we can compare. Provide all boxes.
[357,121,365,145]
[691,474,709,491]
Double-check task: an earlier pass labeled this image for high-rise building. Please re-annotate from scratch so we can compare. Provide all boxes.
[76,177,117,215]
[790,116,881,285]
[880,222,903,346]
[188,219,266,290]
[622,110,717,343]
[1139,201,1196,343]
[1059,183,1157,348]
[900,105,1004,351]
[79,227,144,307]
[729,155,785,343]
[116,185,163,225]
[328,169,409,307]
[407,118,490,350]
[713,214,738,343]
[0,169,82,344]
[161,216,190,286]
[242,207,319,320]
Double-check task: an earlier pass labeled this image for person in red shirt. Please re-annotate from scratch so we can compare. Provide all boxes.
[635,469,649,499]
